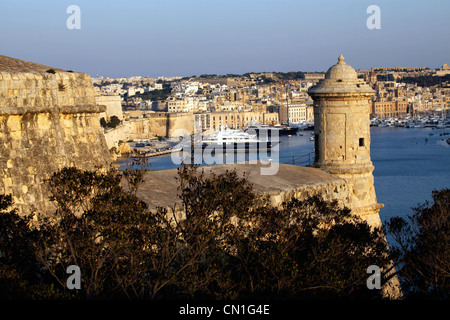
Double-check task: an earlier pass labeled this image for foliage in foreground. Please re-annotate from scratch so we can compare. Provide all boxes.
[1,164,396,299]
[385,188,450,299]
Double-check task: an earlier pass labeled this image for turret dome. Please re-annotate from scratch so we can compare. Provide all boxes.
[325,54,358,81]
[308,55,374,95]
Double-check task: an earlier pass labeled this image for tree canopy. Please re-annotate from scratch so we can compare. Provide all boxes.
[1,164,447,300]
[385,188,450,299]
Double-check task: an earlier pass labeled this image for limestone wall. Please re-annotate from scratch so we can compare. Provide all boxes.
[266,178,349,209]
[95,95,123,120]
[313,95,372,168]
[0,71,97,110]
[311,94,382,227]
[147,112,194,137]
[102,112,195,152]
[103,124,129,149]
[128,118,154,139]
[0,68,111,216]
[308,56,382,228]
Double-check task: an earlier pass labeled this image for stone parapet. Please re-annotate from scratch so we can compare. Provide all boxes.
[0,104,106,115]
[0,55,111,216]
[0,71,97,110]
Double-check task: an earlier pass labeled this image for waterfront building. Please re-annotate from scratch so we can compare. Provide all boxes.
[371,97,408,119]
[286,103,307,123]
[195,110,279,131]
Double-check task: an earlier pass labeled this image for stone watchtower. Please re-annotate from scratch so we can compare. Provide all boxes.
[308,55,383,226]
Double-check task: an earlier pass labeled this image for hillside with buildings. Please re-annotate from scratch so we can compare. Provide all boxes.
[93,64,450,155]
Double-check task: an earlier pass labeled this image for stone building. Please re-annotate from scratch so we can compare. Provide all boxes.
[207,110,279,130]
[308,55,383,227]
[302,72,325,81]
[371,97,408,119]
[0,55,111,216]
[286,103,308,123]
[435,63,450,76]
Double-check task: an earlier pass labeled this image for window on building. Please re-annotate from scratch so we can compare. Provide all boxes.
[359,138,365,147]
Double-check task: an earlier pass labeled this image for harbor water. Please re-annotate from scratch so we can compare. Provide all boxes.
[118,127,450,228]
[370,127,449,225]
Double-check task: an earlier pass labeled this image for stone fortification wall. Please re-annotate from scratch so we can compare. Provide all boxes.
[102,113,195,156]
[147,112,194,137]
[128,118,154,139]
[103,124,129,149]
[96,94,124,120]
[135,164,350,216]
[0,55,111,216]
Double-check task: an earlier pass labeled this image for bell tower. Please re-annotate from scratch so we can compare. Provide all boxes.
[308,55,383,226]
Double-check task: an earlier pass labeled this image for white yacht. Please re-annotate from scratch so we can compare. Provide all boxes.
[201,125,275,151]
[244,121,299,136]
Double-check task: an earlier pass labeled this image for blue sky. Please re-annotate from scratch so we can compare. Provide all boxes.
[0,0,449,77]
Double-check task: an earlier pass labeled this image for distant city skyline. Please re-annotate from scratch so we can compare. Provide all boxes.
[0,0,449,78]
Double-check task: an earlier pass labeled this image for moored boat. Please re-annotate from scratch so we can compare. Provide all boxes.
[201,125,276,151]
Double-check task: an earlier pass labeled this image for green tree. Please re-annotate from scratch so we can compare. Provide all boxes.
[160,165,393,299]
[106,115,121,129]
[99,117,107,128]
[217,196,392,299]
[386,188,450,299]
[33,166,158,298]
[0,195,67,299]
[133,87,172,101]
[0,163,395,300]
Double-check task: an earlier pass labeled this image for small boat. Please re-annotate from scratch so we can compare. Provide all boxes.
[436,122,447,129]
[278,125,300,136]
[309,136,314,141]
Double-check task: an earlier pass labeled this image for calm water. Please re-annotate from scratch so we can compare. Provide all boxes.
[119,127,450,226]
[370,127,449,224]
